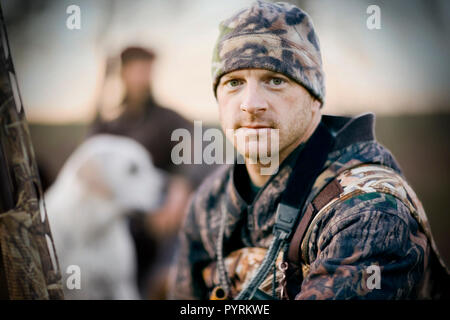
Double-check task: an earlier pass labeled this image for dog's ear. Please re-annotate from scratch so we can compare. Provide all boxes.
[76,158,113,199]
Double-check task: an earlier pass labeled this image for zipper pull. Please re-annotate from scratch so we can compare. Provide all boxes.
[278,261,289,300]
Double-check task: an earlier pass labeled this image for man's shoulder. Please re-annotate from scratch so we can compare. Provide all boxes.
[317,163,417,231]
[303,191,423,264]
[332,192,415,227]
[183,164,233,245]
[190,164,233,209]
[302,162,423,261]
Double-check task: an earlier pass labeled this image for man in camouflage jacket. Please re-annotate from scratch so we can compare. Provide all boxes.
[170,1,449,300]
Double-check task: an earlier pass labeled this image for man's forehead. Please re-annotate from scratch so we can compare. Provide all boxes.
[220,68,286,81]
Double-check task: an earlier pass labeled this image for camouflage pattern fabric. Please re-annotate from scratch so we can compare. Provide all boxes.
[169,113,448,299]
[202,247,284,298]
[0,95,64,299]
[212,0,325,103]
[297,164,448,299]
[0,5,64,299]
[201,164,449,300]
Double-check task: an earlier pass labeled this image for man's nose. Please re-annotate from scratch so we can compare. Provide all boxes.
[240,82,268,114]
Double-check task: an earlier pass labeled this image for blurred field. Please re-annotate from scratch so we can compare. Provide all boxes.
[29,113,450,266]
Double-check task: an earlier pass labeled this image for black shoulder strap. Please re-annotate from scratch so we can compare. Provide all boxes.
[287,178,343,266]
[235,122,335,300]
[273,121,335,241]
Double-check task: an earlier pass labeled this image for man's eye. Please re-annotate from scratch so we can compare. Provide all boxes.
[269,78,285,86]
[227,79,242,87]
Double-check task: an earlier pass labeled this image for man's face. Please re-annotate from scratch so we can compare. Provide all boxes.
[121,59,153,100]
[216,68,320,163]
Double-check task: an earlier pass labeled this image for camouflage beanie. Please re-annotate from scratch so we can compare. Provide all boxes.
[212,1,325,104]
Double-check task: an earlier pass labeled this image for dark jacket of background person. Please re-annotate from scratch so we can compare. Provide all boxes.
[90,95,193,175]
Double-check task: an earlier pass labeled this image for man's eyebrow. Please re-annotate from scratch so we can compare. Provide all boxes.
[263,70,288,78]
[221,73,237,81]
[219,74,237,84]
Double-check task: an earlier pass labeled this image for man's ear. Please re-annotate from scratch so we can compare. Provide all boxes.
[311,98,321,112]
[309,98,322,126]
[76,158,113,199]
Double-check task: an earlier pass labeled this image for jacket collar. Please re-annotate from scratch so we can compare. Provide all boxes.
[323,112,375,151]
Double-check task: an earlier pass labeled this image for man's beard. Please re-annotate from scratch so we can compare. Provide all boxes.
[232,127,280,165]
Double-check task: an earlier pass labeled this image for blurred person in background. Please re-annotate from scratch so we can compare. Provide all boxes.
[89,46,195,299]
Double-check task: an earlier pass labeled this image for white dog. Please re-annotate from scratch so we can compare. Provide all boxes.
[45,134,164,300]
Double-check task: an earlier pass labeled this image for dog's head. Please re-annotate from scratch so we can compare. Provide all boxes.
[63,134,164,213]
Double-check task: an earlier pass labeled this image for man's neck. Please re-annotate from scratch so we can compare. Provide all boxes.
[245,139,301,187]
[124,93,150,115]
[245,113,322,187]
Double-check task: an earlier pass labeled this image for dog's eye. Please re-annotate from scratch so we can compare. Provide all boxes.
[128,163,139,175]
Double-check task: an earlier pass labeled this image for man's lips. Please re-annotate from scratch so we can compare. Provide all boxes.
[239,124,273,129]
